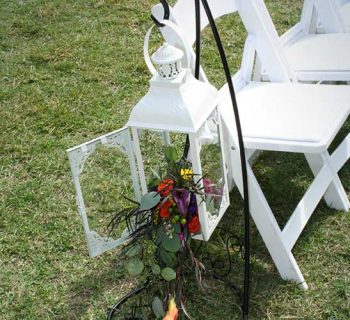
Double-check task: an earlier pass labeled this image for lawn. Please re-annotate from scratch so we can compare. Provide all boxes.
[0,0,349,319]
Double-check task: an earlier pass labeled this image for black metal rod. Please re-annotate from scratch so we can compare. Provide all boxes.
[107,282,149,320]
[194,0,201,79]
[199,0,250,318]
[151,0,170,28]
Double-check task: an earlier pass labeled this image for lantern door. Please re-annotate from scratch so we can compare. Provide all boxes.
[67,127,141,257]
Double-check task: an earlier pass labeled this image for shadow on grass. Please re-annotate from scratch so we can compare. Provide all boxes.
[63,257,128,320]
[65,241,289,319]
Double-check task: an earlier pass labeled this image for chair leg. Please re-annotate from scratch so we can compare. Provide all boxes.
[230,149,308,289]
[282,154,345,251]
[305,152,350,211]
[281,143,350,254]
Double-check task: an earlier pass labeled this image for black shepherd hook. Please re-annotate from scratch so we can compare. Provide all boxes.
[151,0,170,27]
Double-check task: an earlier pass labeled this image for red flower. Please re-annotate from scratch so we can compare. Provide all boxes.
[188,215,201,234]
[160,199,173,219]
[157,178,174,197]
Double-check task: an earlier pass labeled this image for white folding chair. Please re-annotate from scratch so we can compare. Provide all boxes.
[311,0,350,33]
[278,0,350,82]
[299,0,347,34]
[152,0,350,289]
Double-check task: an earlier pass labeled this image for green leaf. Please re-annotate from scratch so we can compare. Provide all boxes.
[173,223,181,234]
[161,267,177,281]
[161,234,181,253]
[205,195,215,213]
[159,249,176,267]
[125,244,142,257]
[164,146,178,163]
[126,258,144,276]
[148,168,162,189]
[140,192,160,210]
[151,168,162,181]
[156,227,167,245]
[151,264,161,275]
[152,296,165,318]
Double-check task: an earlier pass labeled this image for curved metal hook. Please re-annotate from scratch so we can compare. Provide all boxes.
[151,0,170,28]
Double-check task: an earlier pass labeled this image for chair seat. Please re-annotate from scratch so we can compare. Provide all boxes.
[221,82,350,153]
[284,34,350,80]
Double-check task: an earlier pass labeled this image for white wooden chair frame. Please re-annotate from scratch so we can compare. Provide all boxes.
[152,0,350,289]
[299,0,347,34]
[277,0,350,82]
[303,0,350,33]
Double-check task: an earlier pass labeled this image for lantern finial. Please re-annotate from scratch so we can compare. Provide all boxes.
[151,43,184,79]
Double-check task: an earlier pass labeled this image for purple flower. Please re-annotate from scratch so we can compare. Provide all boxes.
[173,188,190,215]
[178,232,184,241]
[190,192,197,205]
[188,204,197,215]
[187,204,197,221]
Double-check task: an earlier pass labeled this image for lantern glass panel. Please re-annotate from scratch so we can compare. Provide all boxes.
[138,129,167,184]
[136,129,188,191]
[199,111,228,219]
[80,145,135,238]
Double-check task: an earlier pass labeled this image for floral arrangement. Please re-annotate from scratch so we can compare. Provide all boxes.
[108,146,217,319]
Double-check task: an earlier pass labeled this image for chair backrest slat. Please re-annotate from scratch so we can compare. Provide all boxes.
[238,0,294,82]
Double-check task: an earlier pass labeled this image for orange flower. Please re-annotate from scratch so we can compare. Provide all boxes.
[160,199,173,219]
[163,298,178,320]
[188,215,200,234]
[157,178,174,197]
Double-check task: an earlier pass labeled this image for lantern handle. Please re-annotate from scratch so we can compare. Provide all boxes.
[144,20,191,76]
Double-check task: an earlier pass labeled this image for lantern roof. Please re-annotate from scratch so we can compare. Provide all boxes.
[127,69,218,133]
[152,43,184,65]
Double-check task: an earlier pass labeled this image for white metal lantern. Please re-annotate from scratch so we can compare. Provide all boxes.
[67,24,231,258]
[128,41,230,241]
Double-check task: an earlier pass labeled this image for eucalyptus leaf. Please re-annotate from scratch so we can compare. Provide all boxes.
[140,192,161,210]
[152,296,165,318]
[125,244,142,257]
[151,264,161,275]
[161,267,177,281]
[126,258,144,276]
[156,227,167,245]
[159,249,176,267]
[173,223,181,234]
[161,234,181,253]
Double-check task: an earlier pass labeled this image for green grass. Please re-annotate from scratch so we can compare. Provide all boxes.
[0,0,349,319]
